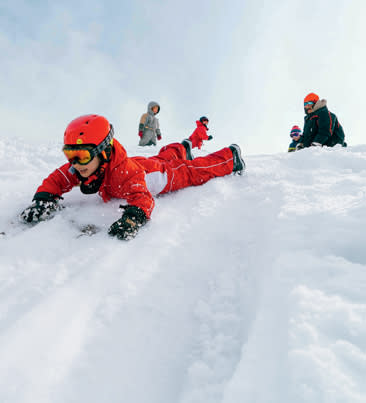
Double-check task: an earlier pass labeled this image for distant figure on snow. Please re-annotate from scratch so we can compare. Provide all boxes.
[296,93,346,150]
[138,101,162,146]
[20,115,246,241]
[188,116,213,149]
[288,125,302,152]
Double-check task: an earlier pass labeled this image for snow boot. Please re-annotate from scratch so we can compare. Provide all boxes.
[181,139,193,160]
[229,144,246,175]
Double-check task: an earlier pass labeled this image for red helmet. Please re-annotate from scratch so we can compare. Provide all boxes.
[304,93,319,104]
[64,115,114,151]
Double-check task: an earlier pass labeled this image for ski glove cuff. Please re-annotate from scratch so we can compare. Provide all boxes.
[108,205,147,241]
[138,123,144,137]
[33,192,60,202]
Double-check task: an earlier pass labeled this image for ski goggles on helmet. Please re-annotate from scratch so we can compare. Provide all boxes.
[304,101,315,106]
[63,145,98,165]
[63,125,114,165]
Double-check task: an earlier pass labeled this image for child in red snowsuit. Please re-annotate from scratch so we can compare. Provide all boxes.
[20,115,245,240]
[189,116,213,149]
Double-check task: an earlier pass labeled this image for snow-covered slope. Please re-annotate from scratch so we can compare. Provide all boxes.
[0,138,365,403]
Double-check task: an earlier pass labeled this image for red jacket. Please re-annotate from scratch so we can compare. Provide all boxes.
[36,139,155,218]
[189,121,209,149]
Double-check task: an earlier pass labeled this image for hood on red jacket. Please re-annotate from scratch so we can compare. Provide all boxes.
[196,120,208,130]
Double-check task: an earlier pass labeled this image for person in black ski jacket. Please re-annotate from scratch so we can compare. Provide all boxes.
[297,93,346,149]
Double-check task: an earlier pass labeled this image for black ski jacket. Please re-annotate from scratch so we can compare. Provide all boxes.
[301,100,345,147]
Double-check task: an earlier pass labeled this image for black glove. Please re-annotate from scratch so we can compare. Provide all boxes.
[207,135,213,140]
[108,205,147,240]
[296,143,305,150]
[20,192,60,223]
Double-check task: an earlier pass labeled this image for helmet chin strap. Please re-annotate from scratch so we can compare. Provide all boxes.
[99,144,113,163]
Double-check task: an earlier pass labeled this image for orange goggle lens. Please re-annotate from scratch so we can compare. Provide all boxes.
[63,148,94,165]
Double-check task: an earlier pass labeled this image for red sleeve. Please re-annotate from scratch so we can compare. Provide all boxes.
[119,171,155,219]
[36,163,80,196]
[105,158,155,219]
[199,127,209,140]
[189,129,200,148]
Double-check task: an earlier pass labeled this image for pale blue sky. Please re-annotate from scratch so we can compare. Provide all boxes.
[1,0,365,154]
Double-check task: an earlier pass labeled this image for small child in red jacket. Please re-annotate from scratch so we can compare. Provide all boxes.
[188,116,213,149]
[20,114,245,240]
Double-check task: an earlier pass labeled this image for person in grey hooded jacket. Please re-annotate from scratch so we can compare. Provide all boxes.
[138,101,162,146]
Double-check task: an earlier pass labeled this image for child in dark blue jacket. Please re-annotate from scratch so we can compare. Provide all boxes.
[288,125,302,152]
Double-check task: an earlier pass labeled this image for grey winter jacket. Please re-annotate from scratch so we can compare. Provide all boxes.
[138,101,162,146]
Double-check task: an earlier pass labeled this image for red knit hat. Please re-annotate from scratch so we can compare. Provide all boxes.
[290,125,302,138]
[304,93,319,104]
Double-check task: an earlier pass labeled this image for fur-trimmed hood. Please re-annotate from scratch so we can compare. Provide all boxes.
[312,99,327,112]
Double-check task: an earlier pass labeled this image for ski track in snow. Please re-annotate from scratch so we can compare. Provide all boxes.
[0,139,366,403]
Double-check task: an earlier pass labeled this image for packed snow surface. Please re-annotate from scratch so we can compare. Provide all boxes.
[0,138,366,403]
